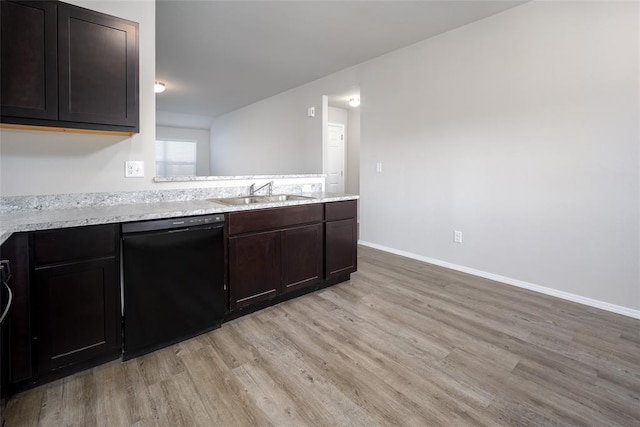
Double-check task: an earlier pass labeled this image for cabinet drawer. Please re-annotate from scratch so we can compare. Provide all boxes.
[325,200,357,221]
[33,224,117,266]
[228,204,324,235]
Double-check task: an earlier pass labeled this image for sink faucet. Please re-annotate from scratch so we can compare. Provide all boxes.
[249,181,273,196]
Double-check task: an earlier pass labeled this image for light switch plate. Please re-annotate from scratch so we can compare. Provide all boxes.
[125,161,144,178]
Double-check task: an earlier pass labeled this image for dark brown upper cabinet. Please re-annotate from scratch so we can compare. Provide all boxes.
[0,0,139,134]
[0,1,58,120]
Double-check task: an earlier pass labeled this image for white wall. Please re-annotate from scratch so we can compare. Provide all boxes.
[209,69,359,176]
[209,91,321,175]
[0,0,156,196]
[359,1,639,311]
[200,1,640,312]
[328,106,348,127]
[156,126,211,176]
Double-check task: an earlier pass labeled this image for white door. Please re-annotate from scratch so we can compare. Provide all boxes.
[327,123,345,193]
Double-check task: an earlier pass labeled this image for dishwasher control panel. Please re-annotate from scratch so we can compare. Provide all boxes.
[169,215,224,227]
[122,214,225,234]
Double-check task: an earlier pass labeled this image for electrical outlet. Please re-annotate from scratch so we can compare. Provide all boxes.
[125,161,144,178]
[376,162,383,173]
[302,184,312,192]
[454,230,463,243]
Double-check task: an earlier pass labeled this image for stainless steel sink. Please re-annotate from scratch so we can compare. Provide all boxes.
[210,194,314,206]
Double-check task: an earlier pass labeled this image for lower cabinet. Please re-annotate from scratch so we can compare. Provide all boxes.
[33,257,120,373]
[227,205,325,311]
[29,224,121,384]
[326,219,357,279]
[281,224,323,294]
[229,223,324,310]
[0,233,31,388]
[229,231,281,308]
[325,201,358,279]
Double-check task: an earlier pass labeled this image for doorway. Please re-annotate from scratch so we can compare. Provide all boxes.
[327,123,345,193]
[322,89,360,196]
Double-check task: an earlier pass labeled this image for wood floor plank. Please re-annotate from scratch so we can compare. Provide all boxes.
[35,380,63,427]
[237,315,382,426]
[94,361,135,427]
[5,384,44,427]
[5,245,640,426]
[180,338,273,426]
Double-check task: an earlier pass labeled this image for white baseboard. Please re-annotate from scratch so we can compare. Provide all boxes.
[358,240,640,320]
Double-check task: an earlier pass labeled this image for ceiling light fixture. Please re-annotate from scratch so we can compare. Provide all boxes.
[154,81,166,93]
[349,98,360,107]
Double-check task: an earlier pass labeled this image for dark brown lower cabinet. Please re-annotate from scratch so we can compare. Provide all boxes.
[229,231,280,309]
[325,219,357,278]
[281,224,323,294]
[30,224,121,382]
[33,257,120,373]
[0,233,32,386]
[229,223,324,309]
[325,200,358,280]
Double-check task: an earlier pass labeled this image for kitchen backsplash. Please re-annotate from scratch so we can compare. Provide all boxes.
[0,177,325,213]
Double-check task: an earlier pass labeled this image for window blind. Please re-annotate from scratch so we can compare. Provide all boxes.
[155,139,197,177]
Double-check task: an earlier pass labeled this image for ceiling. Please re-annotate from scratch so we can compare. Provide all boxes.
[156,0,526,127]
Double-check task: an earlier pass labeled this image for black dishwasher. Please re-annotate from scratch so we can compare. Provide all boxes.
[122,214,225,360]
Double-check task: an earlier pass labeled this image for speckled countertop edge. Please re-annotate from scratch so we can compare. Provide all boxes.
[0,193,358,245]
[153,174,326,182]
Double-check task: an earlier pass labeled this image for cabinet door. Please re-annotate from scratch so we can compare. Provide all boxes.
[229,232,280,310]
[281,224,323,294]
[0,0,57,120]
[0,233,32,385]
[34,258,121,373]
[325,219,357,279]
[58,3,138,129]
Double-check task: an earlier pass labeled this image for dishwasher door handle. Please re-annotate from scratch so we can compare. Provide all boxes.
[167,224,223,234]
[167,228,190,234]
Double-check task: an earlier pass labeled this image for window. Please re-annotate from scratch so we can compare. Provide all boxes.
[155,139,197,177]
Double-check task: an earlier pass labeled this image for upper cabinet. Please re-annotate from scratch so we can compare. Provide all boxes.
[0,0,139,134]
[0,1,58,120]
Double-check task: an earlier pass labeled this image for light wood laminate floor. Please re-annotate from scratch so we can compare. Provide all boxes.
[6,245,640,426]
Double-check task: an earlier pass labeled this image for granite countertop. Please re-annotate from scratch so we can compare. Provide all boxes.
[153,173,326,183]
[0,192,358,245]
